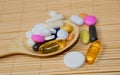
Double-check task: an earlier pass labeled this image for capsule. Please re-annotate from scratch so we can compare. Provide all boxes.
[89,25,98,42]
[38,40,66,54]
[85,40,101,64]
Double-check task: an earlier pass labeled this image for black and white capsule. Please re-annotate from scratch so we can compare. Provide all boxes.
[89,25,98,42]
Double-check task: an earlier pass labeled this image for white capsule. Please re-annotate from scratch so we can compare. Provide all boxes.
[27,38,35,47]
[49,10,58,17]
[26,30,32,39]
[45,35,55,41]
[70,15,84,26]
[57,29,68,40]
[45,14,65,23]
[44,20,64,28]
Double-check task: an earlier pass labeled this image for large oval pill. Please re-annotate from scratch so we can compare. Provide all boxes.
[89,25,98,42]
[70,15,84,26]
[80,29,90,45]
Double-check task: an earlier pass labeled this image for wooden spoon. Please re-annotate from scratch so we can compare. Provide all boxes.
[0,21,79,57]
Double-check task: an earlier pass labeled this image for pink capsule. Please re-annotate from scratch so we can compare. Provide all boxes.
[32,35,45,43]
[84,16,97,26]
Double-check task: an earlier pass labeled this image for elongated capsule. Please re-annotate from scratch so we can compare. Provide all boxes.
[44,20,64,29]
[85,40,101,64]
[89,25,98,42]
[38,40,66,54]
[45,14,64,23]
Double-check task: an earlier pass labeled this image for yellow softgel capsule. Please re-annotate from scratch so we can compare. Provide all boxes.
[61,24,73,33]
[85,40,101,64]
[38,40,66,54]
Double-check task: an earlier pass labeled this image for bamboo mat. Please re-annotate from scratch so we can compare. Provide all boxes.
[0,0,120,75]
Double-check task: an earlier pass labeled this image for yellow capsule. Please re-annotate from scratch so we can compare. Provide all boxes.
[38,40,66,54]
[85,40,101,64]
[61,24,73,33]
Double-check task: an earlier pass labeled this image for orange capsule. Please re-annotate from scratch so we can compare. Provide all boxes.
[85,40,101,64]
[79,13,88,18]
[67,33,74,41]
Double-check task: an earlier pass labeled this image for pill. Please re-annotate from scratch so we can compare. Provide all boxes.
[86,40,101,64]
[49,28,56,34]
[32,24,45,34]
[42,28,52,36]
[70,15,84,26]
[45,14,65,23]
[84,16,97,26]
[26,30,32,39]
[67,33,74,41]
[53,28,60,38]
[64,51,85,69]
[89,25,98,42]
[80,29,90,45]
[61,24,73,33]
[44,20,64,29]
[39,40,66,54]
[32,35,45,43]
[33,43,43,52]
[79,13,88,18]
[27,38,35,47]
[45,35,55,41]
[49,10,58,17]
[57,29,69,40]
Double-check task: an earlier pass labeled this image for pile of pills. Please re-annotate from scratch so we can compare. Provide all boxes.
[25,11,74,54]
[63,13,101,69]
[25,11,101,70]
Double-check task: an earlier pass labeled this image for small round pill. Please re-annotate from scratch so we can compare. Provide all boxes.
[57,29,68,40]
[67,33,74,41]
[64,52,85,69]
[45,35,55,41]
[26,30,32,39]
[32,35,45,43]
[27,38,35,47]
[79,13,88,18]
[70,15,84,26]
[61,24,73,33]
[33,43,42,52]
[49,10,58,17]
[84,16,97,26]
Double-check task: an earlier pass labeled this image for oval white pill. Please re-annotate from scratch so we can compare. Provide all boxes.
[32,24,45,34]
[64,51,85,69]
[49,10,58,17]
[45,35,55,41]
[57,29,68,40]
[42,28,52,36]
[70,15,84,26]
[27,38,35,47]
[45,14,65,23]
[26,30,32,39]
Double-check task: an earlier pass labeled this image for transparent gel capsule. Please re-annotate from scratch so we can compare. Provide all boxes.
[38,40,66,54]
[85,40,101,64]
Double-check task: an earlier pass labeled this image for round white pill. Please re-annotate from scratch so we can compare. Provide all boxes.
[57,29,68,40]
[49,10,58,17]
[42,28,52,36]
[49,28,56,34]
[64,52,85,69]
[32,24,45,34]
[27,38,35,47]
[26,30,32,39]
[70,15,84,26]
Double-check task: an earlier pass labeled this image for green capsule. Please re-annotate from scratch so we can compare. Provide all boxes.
[80,29,90,45]
[38,40,66,54]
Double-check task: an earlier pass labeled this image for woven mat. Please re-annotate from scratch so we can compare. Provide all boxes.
[0,0,120,75]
